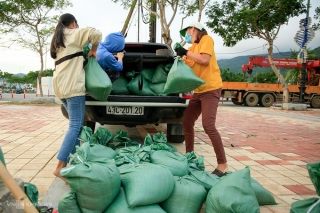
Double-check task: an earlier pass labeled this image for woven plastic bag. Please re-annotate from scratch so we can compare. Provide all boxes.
[58,191,81,213]
[150,150,189,176]
[24,182,39,209]
[127,75,156,96]
[206,167,260,213]
[160,175,207,213]
[61,144,121,213]
[119,162,174,207]
[162,57,204,95]
[290,162,320,213]
[104,188,166,213]
[111,76,130,95]
[84,57,112,101]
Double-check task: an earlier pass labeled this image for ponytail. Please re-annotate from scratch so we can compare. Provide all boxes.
[50,13,77,59]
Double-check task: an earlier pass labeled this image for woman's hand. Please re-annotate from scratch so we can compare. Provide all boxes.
[87,50,97,58]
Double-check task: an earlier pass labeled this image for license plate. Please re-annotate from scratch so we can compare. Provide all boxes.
[106,106,144,115]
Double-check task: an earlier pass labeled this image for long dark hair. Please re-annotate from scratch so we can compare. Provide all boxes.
[50,13,77,59]
[194,29,208,44]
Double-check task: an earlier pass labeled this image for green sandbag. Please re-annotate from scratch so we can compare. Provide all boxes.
[307,162,320,196]
[79,126,93,143]
[0,147,5,167]
[119,162,174,207]
[82,142,117,163]
[127,75,156,96]
[206,167,260,213]
[160,175,207,213]
[58,191,82,213]
[84,57,112,101]
[141,68,155,83]
[290,162,320,213]
[104,188,166,213]
[149,83,166,95]
[152,64,169,83]
[251,178,277,205]
[290,198,320,213]
[150,150,189,177]
[61,145,121,213]
[161,58,204,95]
[92,127,114,146]
[189,168,220,191]
[24,182,38,209]
[111,76,130,95]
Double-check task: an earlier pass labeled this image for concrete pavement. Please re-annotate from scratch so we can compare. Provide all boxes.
[0,102,319,212]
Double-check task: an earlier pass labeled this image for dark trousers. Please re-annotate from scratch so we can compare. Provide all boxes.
[182,88,227,164]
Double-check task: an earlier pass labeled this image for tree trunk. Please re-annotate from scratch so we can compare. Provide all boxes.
[36,25,44,97]
[267,42,289,103]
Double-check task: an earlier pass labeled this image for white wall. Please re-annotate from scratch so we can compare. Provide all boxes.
[37,77,54,96]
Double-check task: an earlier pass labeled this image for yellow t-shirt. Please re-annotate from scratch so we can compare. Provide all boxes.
[184,35,223,93]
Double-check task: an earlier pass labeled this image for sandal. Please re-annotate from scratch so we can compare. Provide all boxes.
[211,169,226,177]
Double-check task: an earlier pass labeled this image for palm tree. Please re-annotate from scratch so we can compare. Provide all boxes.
[285,48,319,85]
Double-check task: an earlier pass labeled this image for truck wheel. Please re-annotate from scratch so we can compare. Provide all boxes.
[310,96,320,108]
[167,124,185,143]
[231,98,242,105]
[260,94,274,107]
[83,121,96,132]
[245,93,259,107]
[60,105,69,119]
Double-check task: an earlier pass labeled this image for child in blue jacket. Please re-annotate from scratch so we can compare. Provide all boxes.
[97,32,125,81]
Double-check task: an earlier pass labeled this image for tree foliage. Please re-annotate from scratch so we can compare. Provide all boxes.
[0,0,71,96]
[205,0,306,103]
[313,6,320,31]
[221,68,245,82]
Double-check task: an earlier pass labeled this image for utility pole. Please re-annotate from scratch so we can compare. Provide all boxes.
[294,0,314,103]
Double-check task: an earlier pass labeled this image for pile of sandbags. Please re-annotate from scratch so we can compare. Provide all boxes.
[58,126,277,213]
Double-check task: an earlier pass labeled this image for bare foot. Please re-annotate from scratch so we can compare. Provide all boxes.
[53,170,68,184]
[53,160,68,184]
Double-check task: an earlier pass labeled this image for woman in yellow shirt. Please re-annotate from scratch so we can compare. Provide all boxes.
[175,22,228,177]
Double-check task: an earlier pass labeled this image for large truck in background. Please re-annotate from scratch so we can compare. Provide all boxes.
[221,56,320,108]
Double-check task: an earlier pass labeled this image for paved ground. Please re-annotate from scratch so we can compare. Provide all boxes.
[0,102,319,212]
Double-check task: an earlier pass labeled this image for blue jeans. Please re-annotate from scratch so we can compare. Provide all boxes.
[58,96,85,162]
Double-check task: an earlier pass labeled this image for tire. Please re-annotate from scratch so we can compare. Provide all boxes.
[60,105,69,119]
[231,98,243,105]
[310,96,320,108]
[260,93,274,107]
[244,93,259,107]
[167,123,185,143]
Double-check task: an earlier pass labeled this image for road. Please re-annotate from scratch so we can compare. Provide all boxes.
[0,93,53,102]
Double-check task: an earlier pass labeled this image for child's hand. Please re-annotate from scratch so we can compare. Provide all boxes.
[116,52,124,60]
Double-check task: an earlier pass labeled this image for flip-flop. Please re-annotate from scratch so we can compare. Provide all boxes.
[211,169,226,177]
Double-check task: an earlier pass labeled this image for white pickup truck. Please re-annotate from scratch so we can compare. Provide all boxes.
[59,42,190,143]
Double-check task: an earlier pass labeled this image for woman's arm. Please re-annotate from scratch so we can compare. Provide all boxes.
[185,51,210,66]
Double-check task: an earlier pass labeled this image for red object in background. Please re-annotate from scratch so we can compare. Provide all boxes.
[52,210,59,213]
[11,91,13,98]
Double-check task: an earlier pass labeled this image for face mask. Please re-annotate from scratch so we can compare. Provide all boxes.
[184,33,192,44]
